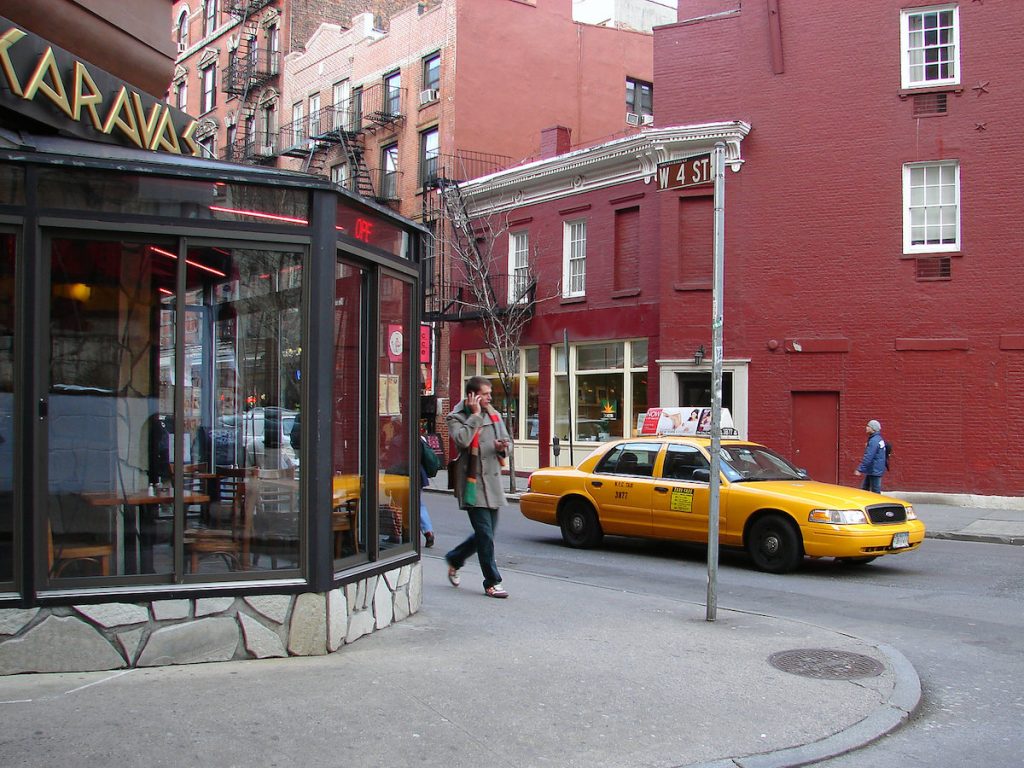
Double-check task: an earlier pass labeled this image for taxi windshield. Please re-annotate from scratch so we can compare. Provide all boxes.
[719,444,804,482]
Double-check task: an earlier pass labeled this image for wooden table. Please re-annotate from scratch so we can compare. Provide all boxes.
[84,491,210,574]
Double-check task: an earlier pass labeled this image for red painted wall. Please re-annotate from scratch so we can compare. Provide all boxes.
[455,0,657,160]
[448,177,663,463]
[653,1,1024,495]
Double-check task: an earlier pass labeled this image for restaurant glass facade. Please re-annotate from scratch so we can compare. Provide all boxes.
[0,142,423,603]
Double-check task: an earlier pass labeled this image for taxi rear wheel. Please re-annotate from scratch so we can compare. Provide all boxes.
[560,499,603,549]
[746,514,803,573]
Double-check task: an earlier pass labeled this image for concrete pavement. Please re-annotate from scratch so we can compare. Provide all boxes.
[0,554,920,768]
[2,480,1019,767]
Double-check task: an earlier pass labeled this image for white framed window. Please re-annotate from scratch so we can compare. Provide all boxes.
[203,0,218,38]
[900,5,959,89]
[903,160,959,253]
[308,93,320,138]
[462,348,540,444]
[332,80,350,130]
[292,102,304,142]
[331,163,349,187]
[200,65,216,113]
[508,231,530,304]
[552,340,648,450]
[562,219,586,298]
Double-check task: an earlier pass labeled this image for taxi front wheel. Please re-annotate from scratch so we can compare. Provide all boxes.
[560,499,603,549]
[746,514,803,573]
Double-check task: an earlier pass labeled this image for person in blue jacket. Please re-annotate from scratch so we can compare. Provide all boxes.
[855,419,887,493]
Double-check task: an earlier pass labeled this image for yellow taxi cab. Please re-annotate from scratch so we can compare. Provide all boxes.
[520,436,925,573]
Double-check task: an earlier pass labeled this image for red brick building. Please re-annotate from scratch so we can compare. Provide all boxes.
[455,1,1024,499]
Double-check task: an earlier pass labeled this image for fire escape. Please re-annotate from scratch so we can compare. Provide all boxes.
[278,82,404,203]
[420,151,536,324]
[223,0,279,163]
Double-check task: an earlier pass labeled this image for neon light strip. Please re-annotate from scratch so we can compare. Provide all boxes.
[149,246,226,278]
[209,205,309,225]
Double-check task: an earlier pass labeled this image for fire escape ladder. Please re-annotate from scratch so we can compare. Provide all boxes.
[338,131,375,198]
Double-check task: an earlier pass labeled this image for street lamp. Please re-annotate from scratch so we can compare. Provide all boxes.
[693,344,705,366]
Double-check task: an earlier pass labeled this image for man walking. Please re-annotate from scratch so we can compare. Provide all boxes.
[855,419,887,494]
[445,376,511,598]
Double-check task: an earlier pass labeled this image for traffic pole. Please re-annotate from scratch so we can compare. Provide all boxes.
[706,142,726,622]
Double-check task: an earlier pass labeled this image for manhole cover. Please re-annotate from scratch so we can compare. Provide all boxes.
[768,648,885,680]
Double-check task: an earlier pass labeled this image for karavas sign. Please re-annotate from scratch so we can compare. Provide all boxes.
[0,18,200,156]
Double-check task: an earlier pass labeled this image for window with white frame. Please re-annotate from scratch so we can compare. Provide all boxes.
[292,101,304,143]
[267,25,280,75]
[904,160,959,252]
[900,5,959,89]
[332,80,350,130]
[175,78,188,110]
[384,71,401,115]
[203,0,218,38]
[331,163,349,188]
[562,219,586,298]
[177,11,189,49]
[200,65,216,113]
[508,231,530,304]
[462,348,539,443]
[553,340,648,446]
[308,93,320,138]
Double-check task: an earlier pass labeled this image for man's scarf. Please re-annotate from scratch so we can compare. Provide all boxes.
[463,404,504,506]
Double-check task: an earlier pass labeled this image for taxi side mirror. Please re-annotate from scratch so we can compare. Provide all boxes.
[691,468,711,483]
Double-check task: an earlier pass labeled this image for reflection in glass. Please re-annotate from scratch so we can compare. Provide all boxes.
[44,238,304,584]
[332,260,366,565]
[47,238,174,580]
[378,275,413,553]
[184,246,303,574]
[0,234,14,583]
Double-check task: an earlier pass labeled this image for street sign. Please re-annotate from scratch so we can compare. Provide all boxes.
[657,153,713,191]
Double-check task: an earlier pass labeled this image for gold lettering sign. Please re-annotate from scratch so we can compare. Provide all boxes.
[0,20,200,156]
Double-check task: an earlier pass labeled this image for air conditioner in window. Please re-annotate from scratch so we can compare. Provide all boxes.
[419,88,439,105]
[641,114,654,126]
[625,112,641,126]
[259,144,274,157]
[177,41,187,54]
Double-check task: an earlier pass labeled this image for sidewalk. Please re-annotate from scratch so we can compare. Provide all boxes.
[0,555,920,768]
[3,480,1016,768]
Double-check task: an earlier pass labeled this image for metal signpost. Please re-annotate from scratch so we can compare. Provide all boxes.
[657,145,727,621]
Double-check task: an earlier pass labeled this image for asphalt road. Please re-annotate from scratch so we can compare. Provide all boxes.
[426,492,1024,768]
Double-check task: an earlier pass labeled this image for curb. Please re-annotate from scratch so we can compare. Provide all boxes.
[926,530,1024,546]
[684,642,921,768]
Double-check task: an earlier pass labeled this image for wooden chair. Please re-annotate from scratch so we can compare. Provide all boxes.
[48,494,115,578]
[183,466,256,573]
[252,468,299,568]
[332,497,359,557]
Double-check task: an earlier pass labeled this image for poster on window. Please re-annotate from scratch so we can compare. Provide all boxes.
[640,407,733,436]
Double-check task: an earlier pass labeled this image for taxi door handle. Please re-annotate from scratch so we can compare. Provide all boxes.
[591,480,603,488]
[654,486,669,494]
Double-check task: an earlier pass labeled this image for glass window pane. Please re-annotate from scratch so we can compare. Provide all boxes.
[47,238,175,581]
[184,244,303,575]
[577,343,624,370]
[631,340,648,368]
[378,275,413,553]
[576,372,623,441]
[0,233,13,585]
[524,347,539,373]
[332,259,366,565]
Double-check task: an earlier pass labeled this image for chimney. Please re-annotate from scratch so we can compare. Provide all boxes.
[540,126,572,159]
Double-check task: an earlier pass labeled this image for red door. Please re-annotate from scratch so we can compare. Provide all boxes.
[792,392,840,484]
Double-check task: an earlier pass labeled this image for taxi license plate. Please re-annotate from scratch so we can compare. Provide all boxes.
[892,531,910,549]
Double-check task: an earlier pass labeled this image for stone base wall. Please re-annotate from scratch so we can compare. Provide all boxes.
[0,563,421,676]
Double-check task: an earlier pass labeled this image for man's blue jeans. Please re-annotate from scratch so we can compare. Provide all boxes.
[445,506,501,589]
[861,474,883,494]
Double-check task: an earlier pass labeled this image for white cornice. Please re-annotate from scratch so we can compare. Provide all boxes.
[460,122,751,216]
